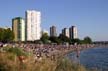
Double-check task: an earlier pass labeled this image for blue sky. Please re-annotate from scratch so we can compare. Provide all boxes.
[0,0,108,41]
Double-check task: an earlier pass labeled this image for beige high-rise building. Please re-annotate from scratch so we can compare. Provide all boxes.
[50,26,57,37]
[12,17,25,41]
[69,26,78,39]
[62,28,69,38]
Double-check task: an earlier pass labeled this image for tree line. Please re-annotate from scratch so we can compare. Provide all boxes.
[41,33,92,44]
[0,28,92,44]
[0,28,14,43]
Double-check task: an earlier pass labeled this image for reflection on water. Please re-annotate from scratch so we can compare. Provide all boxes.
[67,47,108,71]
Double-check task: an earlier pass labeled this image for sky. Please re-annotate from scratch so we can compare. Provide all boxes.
[0,0,108,41]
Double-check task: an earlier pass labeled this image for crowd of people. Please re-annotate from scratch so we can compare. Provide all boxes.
[0,42,95,62]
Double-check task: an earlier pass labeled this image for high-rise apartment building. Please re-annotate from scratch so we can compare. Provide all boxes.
[50,26,57,37]
[12,17,25,41]
[25,10,41,41]
[69,26,78,39]
[62,28,69,38]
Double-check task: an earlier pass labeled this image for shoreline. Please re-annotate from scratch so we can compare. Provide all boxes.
[0,43,108,71]
[1,43,108,61]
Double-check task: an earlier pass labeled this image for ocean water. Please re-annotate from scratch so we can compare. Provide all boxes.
[67,47,108,71]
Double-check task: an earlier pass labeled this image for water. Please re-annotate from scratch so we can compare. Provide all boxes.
[67,47,108,71]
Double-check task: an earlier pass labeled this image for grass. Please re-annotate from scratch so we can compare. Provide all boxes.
[55,57,87,71]
[0,47,94,71]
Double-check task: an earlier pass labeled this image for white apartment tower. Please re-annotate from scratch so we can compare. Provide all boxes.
[69,26,78,39]
[50,26,57,37]
[62,28,69,38]
[25,10,41,41]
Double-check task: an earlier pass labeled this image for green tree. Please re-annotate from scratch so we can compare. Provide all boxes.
[6,28,14,41]
[40,33,49,44]
[58,34,71,43]
[71,38,81,44]
[0,28,14,42]
[0,28,3,41]
[83,36,92,44]
[49,36,61,44]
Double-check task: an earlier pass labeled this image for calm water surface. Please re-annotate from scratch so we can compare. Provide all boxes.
[67,47,108,71]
